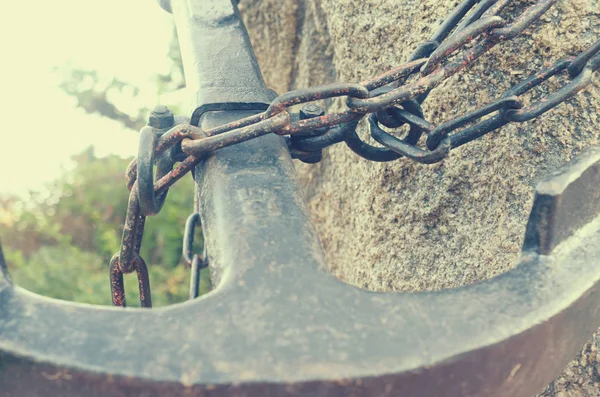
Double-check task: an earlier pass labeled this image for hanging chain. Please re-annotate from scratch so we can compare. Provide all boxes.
[109,0,600,307]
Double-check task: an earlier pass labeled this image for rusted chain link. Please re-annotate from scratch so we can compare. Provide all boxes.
[110,0,600,307]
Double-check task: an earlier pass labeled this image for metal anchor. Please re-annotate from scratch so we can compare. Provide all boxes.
[1,0,600,396]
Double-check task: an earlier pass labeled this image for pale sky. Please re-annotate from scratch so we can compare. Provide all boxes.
[0,0,175,198]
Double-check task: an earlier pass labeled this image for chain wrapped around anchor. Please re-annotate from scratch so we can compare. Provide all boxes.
[109,0,599,307]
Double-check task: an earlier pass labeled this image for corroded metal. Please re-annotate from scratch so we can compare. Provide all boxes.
[116,182,146,274]
[145,0,597,171]
[137,126,170,216]
[504,54,600,122]
[181,112,290,156]
[1,0,600,396]
[2,145,600,396]
[489,0,558,40]
[420,16,506,75]
[425,96,521,150]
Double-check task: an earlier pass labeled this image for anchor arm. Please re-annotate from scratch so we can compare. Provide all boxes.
[1,0,599,396]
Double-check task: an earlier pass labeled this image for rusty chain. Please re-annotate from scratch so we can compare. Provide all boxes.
[109,0,600,307]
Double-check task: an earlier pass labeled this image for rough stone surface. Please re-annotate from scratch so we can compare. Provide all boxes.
[239,0,600,395]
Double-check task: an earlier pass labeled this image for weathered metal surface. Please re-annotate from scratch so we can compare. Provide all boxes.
[291,121,357,152]
[180,112,290,157]
[137,126,170,216]
[146,0,597,172]
[420,16,506,75]
[425,96,521,149]
[114,182,146,274]
[488,0,558,40]
[370,114,451,164]
[137,107,180,217]
[568,39,600,77]
[2,145,600,396]
[345,0,558,114]
[344,101,429,163]
[1,0,600,396]
[504,54,600,122]
[166,0,275,124]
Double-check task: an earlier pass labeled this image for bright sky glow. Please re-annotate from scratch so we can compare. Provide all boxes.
[0,0,175,198]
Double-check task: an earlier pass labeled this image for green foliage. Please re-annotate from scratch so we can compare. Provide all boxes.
[11,245,112,306]
[0,147,210,307]
[9,245,209,307]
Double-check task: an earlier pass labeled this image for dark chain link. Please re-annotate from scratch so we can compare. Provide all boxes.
[109,0,600,307]
[183,212,208,299]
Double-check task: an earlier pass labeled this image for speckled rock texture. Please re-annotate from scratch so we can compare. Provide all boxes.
[238,0,600,395]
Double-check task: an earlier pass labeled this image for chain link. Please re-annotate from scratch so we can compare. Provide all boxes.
[109,0,600,307]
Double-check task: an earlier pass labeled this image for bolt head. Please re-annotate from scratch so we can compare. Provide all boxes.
[149,105,175,129]
[299,104,325,120]
[156,0,172,13]
[152,105,169,114]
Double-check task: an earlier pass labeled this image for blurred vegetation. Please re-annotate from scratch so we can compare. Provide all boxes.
[0,20,200,307]
[0,146,210,307]
[54,27,185,132]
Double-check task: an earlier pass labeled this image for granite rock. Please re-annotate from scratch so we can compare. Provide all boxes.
[239,0,600,395]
